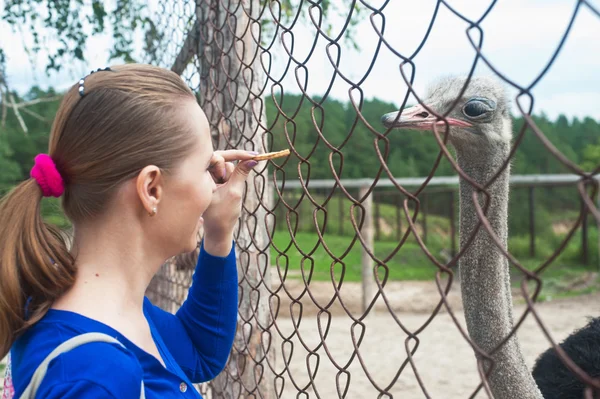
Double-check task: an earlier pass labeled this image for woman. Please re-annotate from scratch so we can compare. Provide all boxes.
[0,64,257,397]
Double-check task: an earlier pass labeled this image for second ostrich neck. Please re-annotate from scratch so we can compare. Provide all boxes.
[455,142,543,399]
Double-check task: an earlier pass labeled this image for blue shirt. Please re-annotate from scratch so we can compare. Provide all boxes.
[10,242,238,398]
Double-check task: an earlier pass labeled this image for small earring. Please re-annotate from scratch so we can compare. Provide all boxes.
[149,207,157,217]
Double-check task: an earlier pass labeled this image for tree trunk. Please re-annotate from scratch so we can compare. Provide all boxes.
[196,1,276,397]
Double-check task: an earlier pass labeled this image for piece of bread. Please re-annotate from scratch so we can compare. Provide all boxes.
[251,149,290,161]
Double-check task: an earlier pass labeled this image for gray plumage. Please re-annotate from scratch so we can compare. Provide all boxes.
[382,76,543,398]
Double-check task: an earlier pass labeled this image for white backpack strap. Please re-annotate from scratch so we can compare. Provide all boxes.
[19,332,145,399]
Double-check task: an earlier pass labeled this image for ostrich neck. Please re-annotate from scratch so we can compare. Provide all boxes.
[456,143,543,399]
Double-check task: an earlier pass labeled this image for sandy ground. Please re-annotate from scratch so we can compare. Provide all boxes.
[2,280,598,399]
[264,278,600,399]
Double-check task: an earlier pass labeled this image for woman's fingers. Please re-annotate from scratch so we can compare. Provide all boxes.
[214,149,257,162]
[222,162,235,183]
[208,153,226,183]
[227,159,258,188]
[213,161,250,187]
[210,150,257,183]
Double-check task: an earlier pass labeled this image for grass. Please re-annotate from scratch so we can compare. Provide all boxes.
[274,192,452,242]
[271,231,440,283]
[271,228,600,301]
[510,251,600,302]
[272,193,600,300]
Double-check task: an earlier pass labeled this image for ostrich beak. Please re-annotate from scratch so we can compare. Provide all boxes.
[380,104,472,131]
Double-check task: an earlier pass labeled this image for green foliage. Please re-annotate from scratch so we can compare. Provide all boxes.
[0,135,22,195]
[1,88,61,173]
[3,0,153,72]
[266,94,456,184]
[581,138,600,171]
[266,94,600,185]
[512,114,600,174]
[0,87,68,224]
[0,47,5,74]
[3,1,362,74]
[260,1,363,50]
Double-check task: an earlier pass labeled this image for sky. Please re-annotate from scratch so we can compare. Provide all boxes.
[1,0,599,121]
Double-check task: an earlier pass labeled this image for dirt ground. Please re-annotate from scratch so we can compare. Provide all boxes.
[2,280,598,399]
[268,278,600,398]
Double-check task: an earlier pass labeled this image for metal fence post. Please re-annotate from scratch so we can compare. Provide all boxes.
[276,193,285,232]
[582,196,589,264]
[375,191,381,241]
[422,192,428,245]
[450,190,456,257]
[597,189,600,272]
[359,185,376,316]
[339,192,344,236]
[529,186,536,257]
[396,192,402,241]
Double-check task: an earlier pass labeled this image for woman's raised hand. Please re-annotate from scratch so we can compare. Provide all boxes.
[201,150,258,256]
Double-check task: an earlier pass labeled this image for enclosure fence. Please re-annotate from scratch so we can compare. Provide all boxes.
[144,1,600,398]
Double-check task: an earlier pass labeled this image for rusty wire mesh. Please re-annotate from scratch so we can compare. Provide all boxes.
[144,1,600,398]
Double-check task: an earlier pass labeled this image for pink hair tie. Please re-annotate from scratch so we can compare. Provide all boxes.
[30,154,65,198]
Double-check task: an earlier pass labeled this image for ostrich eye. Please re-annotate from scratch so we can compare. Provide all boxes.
[462,98,496,118]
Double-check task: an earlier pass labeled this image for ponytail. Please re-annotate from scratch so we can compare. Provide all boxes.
[0,179,75,359]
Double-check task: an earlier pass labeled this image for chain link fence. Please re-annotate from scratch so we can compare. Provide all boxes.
[144,1,600,398]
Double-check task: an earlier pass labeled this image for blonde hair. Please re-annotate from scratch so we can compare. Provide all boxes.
[0,64,198,358]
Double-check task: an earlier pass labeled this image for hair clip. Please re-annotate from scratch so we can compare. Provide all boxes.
[78,67,113,97]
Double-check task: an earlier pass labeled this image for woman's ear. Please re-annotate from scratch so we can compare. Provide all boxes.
[136,165,163,216]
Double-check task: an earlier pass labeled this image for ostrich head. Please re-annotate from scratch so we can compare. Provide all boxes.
[381,76,512,153]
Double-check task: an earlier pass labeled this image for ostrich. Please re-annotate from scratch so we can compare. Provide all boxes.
[380,76,599,399]
[532,317,600,399]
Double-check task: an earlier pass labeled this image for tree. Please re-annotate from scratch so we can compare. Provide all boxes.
[2,1,362,75]
[0,86,68,229]
[581,139,600,172]
[2,0,152,73]
[0,135,22,195]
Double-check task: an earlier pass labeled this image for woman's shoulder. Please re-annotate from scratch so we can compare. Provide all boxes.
[34,340,144,398]
[12,312,144,398]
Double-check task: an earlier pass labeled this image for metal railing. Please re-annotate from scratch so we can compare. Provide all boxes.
[278,174,599,266]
